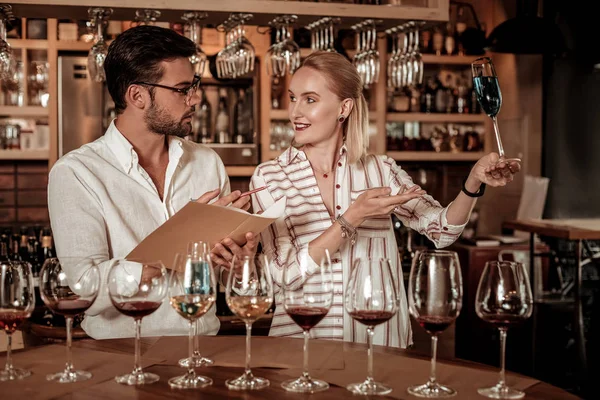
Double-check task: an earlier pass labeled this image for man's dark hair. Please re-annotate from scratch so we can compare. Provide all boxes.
[104,25,196,113]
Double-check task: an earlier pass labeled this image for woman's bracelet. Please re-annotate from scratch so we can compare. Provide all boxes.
[336,215,357,245]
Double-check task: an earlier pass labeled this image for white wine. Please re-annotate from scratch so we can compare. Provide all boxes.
[170,294,215,320]
[227,296,272,322]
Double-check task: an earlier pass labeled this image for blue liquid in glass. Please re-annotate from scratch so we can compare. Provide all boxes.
[473,76,502,118]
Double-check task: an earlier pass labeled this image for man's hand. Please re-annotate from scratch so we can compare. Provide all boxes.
[195,189,251,211]
[210,232,259,270]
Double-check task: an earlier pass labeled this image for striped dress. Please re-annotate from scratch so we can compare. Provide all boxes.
[249,145,466,348]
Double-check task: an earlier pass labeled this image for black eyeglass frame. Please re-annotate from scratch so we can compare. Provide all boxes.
[132,74,202,104]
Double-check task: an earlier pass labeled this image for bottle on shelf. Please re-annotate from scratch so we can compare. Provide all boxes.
[215,89,230,144]
[40,227,55,262]
[233,88,251,144]
[444,22,456,56]
[0,229,10,262]
[193,88,212,144]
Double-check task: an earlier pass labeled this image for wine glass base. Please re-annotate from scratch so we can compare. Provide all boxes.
[0,367,31,381]
[115,371,160,386]
[282,375,329,393]
[178,356,214,368]
[407,381,457,398]
[168,373,212,389]
[478,384,525,399]
[47,369,92,383]
[226,374,270,391]
[347,380,392,395]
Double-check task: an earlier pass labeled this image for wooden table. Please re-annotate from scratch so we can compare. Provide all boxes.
[503,218,600,392]
[2,335,581,400]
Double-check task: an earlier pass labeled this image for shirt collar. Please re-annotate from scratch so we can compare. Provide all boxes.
[278,143,348,167]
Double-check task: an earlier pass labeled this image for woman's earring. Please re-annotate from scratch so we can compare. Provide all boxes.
[338,115,346,123]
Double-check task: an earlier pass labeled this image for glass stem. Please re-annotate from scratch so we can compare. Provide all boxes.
[193,319,200,356]
[5,332,12,371]
[492,116,505,158]
[0,20,6,42]
[96,17,103,42]
[429,334,438,385]
[499,328,508,387]
[133,318,142,375]
[366,326,375,385]
[188,321,196,376]
[65,317,74,373]
[302,329,310,379]
[244,322,253,378]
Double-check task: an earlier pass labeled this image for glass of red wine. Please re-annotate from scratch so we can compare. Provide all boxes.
[345,257,398,395]
[407,250,463,398]
[475,261,532,399]
[178,241,214,369]
[225,253,274,391]
[0,259,35,381]
[472,56,521,166]
[40,257,100,383]
[107,259,168,385]
[168,250,216,389]
[281,246,333,393]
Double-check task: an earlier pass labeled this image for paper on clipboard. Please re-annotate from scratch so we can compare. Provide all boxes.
[127,197,286,268]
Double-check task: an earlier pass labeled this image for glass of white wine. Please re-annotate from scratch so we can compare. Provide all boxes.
[168,251,217,389]
[225,253,274,390]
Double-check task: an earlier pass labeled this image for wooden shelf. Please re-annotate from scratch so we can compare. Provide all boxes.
[7,39,48,50]
[387,113,487,123]
[0,106,49,117]
[421,54,480,65]
[0,149,48,160]
[387,151,484,162]
[225,166,256,177]
[270,109,289,120]
[55,41,93,51]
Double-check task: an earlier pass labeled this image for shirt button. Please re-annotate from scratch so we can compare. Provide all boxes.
[336,184,340,189]
[336,205,341,210]
[443,227,449,231]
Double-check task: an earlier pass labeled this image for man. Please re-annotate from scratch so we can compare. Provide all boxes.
[48,25,256,339]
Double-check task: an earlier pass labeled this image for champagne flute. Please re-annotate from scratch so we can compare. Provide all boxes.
[345,257,398,395]
[40,257,100,383]
[475,261,533,399]
[407,250,463,398]
[178,242,214,369]
[471,57,521,164]
[0,259,35,381]
[108,259,168,385]
[168,250,216,389]
[281,246,333,393]
[225,253,274,390]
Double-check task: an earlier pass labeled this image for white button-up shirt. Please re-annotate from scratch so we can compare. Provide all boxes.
[48,121,229,339]
[249,145,467,348]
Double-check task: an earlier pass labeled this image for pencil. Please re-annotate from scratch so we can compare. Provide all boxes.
[239,186,268,198]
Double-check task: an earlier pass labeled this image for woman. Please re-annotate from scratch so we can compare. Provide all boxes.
[224,51,518,348]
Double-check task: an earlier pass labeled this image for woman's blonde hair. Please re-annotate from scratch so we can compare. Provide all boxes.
[300,51,369,164]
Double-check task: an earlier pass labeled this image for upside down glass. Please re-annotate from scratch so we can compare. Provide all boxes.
[407,250,463,398]
[281,246,333,393]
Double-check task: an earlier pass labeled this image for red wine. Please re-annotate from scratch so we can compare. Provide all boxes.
[480,314,528,329]
[48,299,94,317]
[349,310,395,326]
[0,309,31,334]
[286,306,329,330]
[114,301,161,319]
[417,316,455,334]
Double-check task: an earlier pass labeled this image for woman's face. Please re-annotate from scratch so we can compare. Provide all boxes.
[288,67,342,146]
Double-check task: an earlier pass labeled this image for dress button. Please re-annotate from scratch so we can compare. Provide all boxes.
[338,162,342,167]
[336,205,341,210]
[443,227,449,231]
[336,184,340,189]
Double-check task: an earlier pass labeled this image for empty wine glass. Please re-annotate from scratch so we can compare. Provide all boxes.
[225,253,274,390]
[177,242,214,368]
[475,261,533,399]
[87,8,112,83]
[407,250,463,398]
[0,259,35,381]
[108,259,168,385]
[0,5,16,81]
[471,57,521,165]
[40,257,100,383]
[168,250,216,389]
[182,12,208,77]
[345,257,398,395]
[281,246,333,393]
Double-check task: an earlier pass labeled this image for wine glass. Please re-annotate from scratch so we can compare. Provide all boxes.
[168,250,216,389]
[475,261,533,399]
[108,259,168,385]
[0,259,35,381]
[471,57,521,165]
[177,242,214,369]
[87,8,112,83]
[407,250,463,398]
[0,5,16,81]
[225,253,274,390]
[182,12,208,77]
[281,246,333,393]
[40,257,100,383]
[345,257,398,395]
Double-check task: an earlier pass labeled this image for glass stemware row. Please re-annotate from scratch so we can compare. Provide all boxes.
[352,19,380,88]
[266,15,301,78]
[305,17,339,53]
[216,13,255,79]
[386,21,424,91]
[0,4,16,81]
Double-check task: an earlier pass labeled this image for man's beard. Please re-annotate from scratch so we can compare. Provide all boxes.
[144,100,192,138]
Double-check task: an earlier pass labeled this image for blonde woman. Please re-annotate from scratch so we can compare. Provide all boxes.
[213,51,520,348]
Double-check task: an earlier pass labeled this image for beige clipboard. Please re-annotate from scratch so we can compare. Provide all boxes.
[127,197,286,268]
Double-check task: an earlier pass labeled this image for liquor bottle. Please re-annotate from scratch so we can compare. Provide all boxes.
[10,231,22,261]
[40,227,55,262]
[0,231,9,262]
[215,89,230,144]
[194,89,212,144]
[27,228,41,277]
[18,226,30,262]
[233,88,246,144]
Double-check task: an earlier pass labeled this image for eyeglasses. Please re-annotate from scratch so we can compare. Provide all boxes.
[132,74,201,105]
